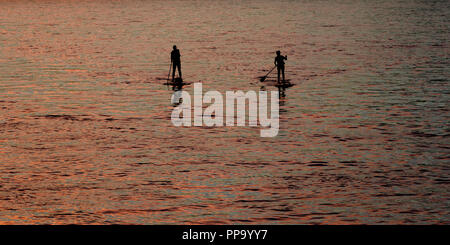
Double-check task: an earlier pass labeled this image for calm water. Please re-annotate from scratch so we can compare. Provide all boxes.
[0,0,449,224]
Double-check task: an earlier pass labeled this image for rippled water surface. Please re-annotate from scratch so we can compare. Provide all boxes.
[0,0,449,224]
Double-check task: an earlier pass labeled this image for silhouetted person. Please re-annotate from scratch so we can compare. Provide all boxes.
[171,45,182,82]
[274,50,287,83]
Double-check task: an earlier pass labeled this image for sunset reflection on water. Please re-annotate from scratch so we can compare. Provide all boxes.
[0,0,449,224]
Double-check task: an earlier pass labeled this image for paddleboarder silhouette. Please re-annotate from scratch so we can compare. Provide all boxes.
[274,50,287,83]
[171,45,182,82]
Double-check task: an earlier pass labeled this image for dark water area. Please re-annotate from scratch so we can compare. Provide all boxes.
[0,0,449,224]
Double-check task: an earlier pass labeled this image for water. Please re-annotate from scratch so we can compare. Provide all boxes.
[0,0,449,224]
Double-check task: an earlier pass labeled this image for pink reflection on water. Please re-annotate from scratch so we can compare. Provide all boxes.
[0,0,449,225]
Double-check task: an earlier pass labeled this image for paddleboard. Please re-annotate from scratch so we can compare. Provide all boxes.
[261,79,294,88]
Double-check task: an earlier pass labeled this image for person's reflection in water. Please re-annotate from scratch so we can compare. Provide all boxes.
[278,85,287,108]
[172,79,184,91]
[171,45,182,82]
[260,85,287,110]
[171,77,186,107]
[274,50,287,84]
[172,88,183,107]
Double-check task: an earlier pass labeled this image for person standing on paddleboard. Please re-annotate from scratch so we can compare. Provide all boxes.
[274,50,287,83]
[171,45,182,82]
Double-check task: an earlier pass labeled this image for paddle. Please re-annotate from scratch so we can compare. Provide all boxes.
[259,66,276,82]
[166,61,172,90]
